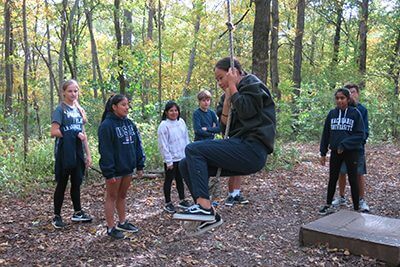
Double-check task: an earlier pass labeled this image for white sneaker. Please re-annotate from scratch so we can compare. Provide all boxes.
[332,196,348,207]
[359,199,370,212]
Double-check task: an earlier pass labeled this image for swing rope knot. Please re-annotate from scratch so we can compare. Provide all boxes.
[226,21,235,31]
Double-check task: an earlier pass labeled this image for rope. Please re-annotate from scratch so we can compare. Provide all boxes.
[214,0,235,183]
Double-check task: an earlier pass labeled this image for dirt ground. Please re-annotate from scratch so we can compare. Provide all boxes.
[0,143,399,266]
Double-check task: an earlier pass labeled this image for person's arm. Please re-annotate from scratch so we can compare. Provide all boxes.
[98,124,116,178]
[50,123,63,138]
[320,112,331,157]
[157,122,173,168]
[133,123,146,173]
[207,111,220,133]
[192,110,214,138]
[78,125,92,168]
[339,110,365,151]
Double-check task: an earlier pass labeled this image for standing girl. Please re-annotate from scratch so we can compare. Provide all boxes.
[98,94,145,239]
[319,88,365,215]
[50,79,93,229]
[157,101,191,213]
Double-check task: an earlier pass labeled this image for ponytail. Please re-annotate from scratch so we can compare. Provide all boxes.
[101,94,128,122]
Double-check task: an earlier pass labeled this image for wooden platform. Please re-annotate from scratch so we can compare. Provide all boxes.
[299,210,400,266]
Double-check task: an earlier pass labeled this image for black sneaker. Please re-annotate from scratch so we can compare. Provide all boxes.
[164,202,176,214]
[71,211,93,222]
[186,213,224,237]
[173,204,215,221]
[178,200,191,209]
[52,215,66,229]
[116,221,139,233]
[107,227,124,239]
[225,195,235,206]
[318,205,335,215]
[234,194,249,204]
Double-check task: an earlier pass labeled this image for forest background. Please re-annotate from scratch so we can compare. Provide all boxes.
[0,0,399,194]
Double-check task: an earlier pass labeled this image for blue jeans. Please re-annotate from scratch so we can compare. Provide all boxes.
[179,137,268,200]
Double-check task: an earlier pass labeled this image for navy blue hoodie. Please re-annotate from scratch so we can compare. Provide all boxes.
[98,112,145,179]
[320,106,365,156]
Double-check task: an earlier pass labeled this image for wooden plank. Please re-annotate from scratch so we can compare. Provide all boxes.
[299,210,400,266]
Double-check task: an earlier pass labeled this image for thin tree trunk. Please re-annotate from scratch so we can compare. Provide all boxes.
[45,0,55,117]
[58,0,79,101]
[358,0,368,89]
[33,91,42,140]
[123,9,133,47]
[23,0,31,160]
[270,0,280,99]
[4,0,13,116]
[147,0,155,40]
[331,0,343,67]
[252,0,271,84]
[114,0,126,94]
[157,0,162,115]
[292,0,305,96]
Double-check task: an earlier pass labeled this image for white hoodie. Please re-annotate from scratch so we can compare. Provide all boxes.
[157,118,190,167]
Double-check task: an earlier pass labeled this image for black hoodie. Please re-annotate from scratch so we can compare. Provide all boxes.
[98,112,145,179]
[217,74,276,154]
[320,106,365,156]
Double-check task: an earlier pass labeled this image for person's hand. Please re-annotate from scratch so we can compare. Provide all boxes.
[201,127,207,131]
[85,156,92,168]
[320,156,326,166]
[226,67,240,94]
[166,164,173,170]
[337,148,343,154]
[136,170,143,179]
[77,132,87,142]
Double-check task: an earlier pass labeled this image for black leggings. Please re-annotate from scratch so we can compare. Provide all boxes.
[163,162,185,203]
[327,150,359,210]
[54,168,83,216]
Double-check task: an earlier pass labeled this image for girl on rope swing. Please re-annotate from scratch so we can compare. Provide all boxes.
[174,57,276,232]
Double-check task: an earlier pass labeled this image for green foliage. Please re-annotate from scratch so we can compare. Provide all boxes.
[266,141,299,171]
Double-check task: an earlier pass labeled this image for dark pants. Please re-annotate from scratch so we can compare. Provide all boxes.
[179,138,268,200]
[54,167,83,216]
[327,150,359,210]
[163,161,185,203]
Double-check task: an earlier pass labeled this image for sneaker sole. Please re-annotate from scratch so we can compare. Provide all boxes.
[185,219,224,237]
[115,226,139,233]
[52,222,65,229]
[172,213,215,222]
[163,207,176,214]
[237,200,249,204]
[71,218,93,222]
[224,202,234,206]
[178,205,190,209]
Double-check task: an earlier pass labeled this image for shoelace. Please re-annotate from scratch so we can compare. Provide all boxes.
[187,204,200,211]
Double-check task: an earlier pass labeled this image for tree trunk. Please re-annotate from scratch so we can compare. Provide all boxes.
[4,0,13,116]
[292,0,305,96]
[58,0,79,102]
[358,0,368,89]
[252,0,271,84]
[114,0,126,94]
[270,0,280,99]
[157,0,162,115]
[45,0,55,117]
[23,0,30,160]
[84,0,106,103]
[123,9,133,47]
[331,0,343,67]
[390,29,400,96]
[33,91,42,140]
[147,0,155,40]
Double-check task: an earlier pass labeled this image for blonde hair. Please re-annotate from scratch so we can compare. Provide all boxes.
[197,89,212,101]
[62,79,88,123]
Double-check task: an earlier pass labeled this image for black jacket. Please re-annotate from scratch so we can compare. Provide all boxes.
[217,74,276,154]
[320,106,365,156]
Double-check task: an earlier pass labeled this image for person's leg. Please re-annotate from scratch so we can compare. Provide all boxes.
[326,150,343,205]
[228,176,241,193]
[185,138,267,209]
[163,163,174,204]
[345,150,360,210]
[116,175,132,223]
[174,161,185,201]
[338,174,346,196]
[105,178,122,228]
[358,175,365,199]
[54,170,70,216]
[70,167,83,213]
